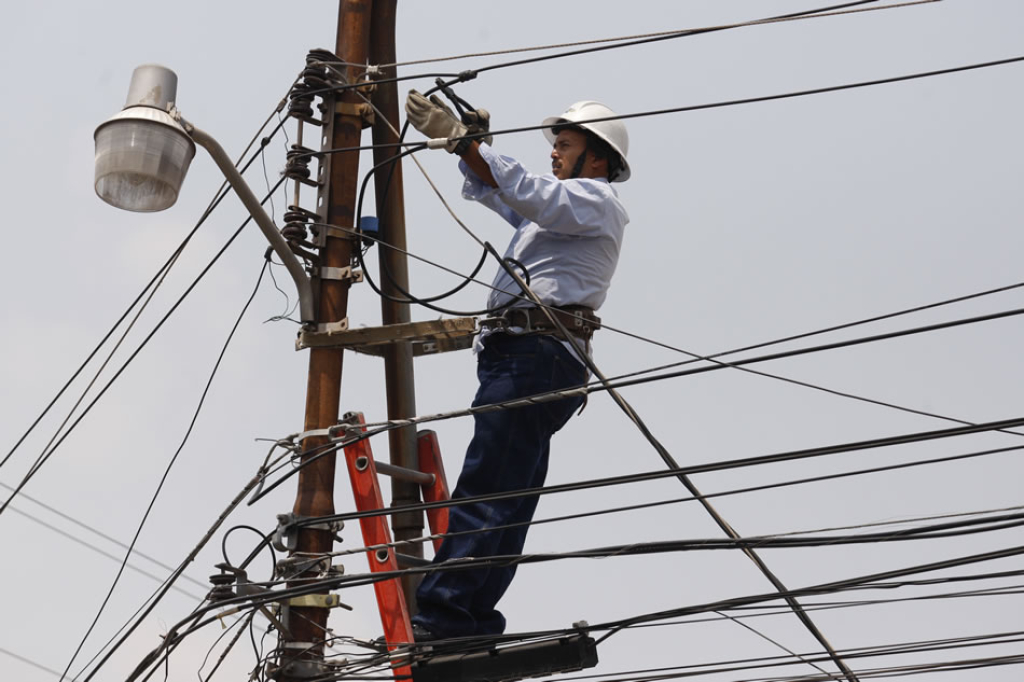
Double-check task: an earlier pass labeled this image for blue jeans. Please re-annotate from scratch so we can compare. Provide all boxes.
[413,334,588,637]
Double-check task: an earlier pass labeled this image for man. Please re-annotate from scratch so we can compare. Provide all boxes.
[403,93,630,641]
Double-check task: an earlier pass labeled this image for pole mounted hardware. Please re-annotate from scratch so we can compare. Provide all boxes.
[273,513,345,553]
[94,64,316,324]
[296,317,477,355]
[285,594,351,610]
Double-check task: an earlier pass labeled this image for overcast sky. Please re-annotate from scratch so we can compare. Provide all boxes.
[3,1,1024,681]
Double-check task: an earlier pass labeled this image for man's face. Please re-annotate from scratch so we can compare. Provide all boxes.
[550,128,589,181]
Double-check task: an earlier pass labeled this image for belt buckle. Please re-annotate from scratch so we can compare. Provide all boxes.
[505,308,533,334]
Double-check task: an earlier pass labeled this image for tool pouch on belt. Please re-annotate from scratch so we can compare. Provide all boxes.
[480,305,601,341]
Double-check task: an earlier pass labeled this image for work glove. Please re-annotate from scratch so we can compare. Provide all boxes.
[405,90,467,153]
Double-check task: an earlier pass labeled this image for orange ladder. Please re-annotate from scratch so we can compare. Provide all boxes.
[339,412,450,658]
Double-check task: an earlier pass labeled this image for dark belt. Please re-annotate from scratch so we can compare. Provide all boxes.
[479,305,601,342]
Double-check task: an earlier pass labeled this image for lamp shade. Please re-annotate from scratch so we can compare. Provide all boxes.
[94,107,196,212]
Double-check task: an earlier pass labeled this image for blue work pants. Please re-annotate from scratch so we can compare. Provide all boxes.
[413,333,587,637]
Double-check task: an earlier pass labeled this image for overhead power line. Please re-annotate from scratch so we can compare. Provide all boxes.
[454,55,1024,147]
[285,413,1024,527]
[60,260,270,682]
[0,101,290,480]
[4,503,206,601]
[382,1,939,68]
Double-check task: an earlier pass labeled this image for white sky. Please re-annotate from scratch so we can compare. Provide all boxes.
[2,1,1024,681]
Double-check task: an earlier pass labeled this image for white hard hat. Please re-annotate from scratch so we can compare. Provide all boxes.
[542,101,630,182]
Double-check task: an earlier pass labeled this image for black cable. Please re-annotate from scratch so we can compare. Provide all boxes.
[249,280,1024,513]
[126,535,1024,680]
[197,612,250,682]
[349,135,519,316]
[222,524,278,582]
[0,172,287,523]
[0,109,288,480]
[592,544,1024,641]
[61,259,270,682]
[349,146,511,315]
[471,2,885,77]
[321,444,1024,563]
[614,279,1024,384]
[583,583,1024,642]
[2,136,290,522]
[0,482,211,592]
[451,55,1024,148]
[561,630,1024,682]
[269,409,1024,528]
[4,504,207,602]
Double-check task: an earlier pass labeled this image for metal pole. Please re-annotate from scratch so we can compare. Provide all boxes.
[184,124,315,324]
[369,0,425,608]
[280,1,372,679]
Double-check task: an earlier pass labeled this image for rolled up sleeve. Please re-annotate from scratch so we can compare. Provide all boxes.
[459,156,525,228]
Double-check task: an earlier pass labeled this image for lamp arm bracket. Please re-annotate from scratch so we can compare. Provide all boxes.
[183,119,316,326]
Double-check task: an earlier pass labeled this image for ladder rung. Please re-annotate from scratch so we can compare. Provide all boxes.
[396,552,432,568]
[372,459,435,486]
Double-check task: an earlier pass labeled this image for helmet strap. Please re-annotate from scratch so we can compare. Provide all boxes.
[569,148,588,180]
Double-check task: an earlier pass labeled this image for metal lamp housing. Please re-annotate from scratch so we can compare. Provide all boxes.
[93,65,196,212]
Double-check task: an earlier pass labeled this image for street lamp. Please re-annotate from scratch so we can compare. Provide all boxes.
[94,65,315,324]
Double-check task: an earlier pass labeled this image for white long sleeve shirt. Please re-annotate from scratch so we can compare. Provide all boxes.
[460,144,629,316]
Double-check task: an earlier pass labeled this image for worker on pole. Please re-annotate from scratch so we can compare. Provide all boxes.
[403,92,631,642]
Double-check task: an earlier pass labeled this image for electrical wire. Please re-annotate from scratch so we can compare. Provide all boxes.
[3,503,207,602]
[0,94,290,479]
[59,258,271,682]
[334,301,1024,438]
[383,2,935,67]
[1,646,63,678]
[120,532,1024,681]
[0,129,292,520]
[291,413,1024,528]
[250,296,1024,508]
[560,630,1024,682]
[449,55,1024,148]
[321,447,1024,564]
[0,481,211,592]
[78,458,274,682]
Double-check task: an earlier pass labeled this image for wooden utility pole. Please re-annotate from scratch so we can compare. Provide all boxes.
[369,0,425,604]
[280,0,372,678]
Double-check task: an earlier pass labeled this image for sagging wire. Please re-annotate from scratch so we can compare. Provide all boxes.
[380,1,935,69]
[77,449,278,682]
[312,60,507,317]
[310,57,1024,457]
[197,611,254,682]
[248,296,1024,512]
[1,106,298,521]
[310,449,1024,569]
[570,582,1024,644]
[0,89,294,481]
[59,259,272,682]
[276,413,1024,531]
[121,526,1024,682]
[444,55,1024,151]
[233,503,1024,595]
[561,629,1024,682]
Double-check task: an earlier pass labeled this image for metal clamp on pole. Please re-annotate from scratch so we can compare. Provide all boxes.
[273,513,345,553]
[286,593,352,610]
[312,266,364,283]
[335,100,375,127]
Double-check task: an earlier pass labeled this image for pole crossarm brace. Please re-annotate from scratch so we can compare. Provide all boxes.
[296,316,477,355]
[184,121,316,324]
